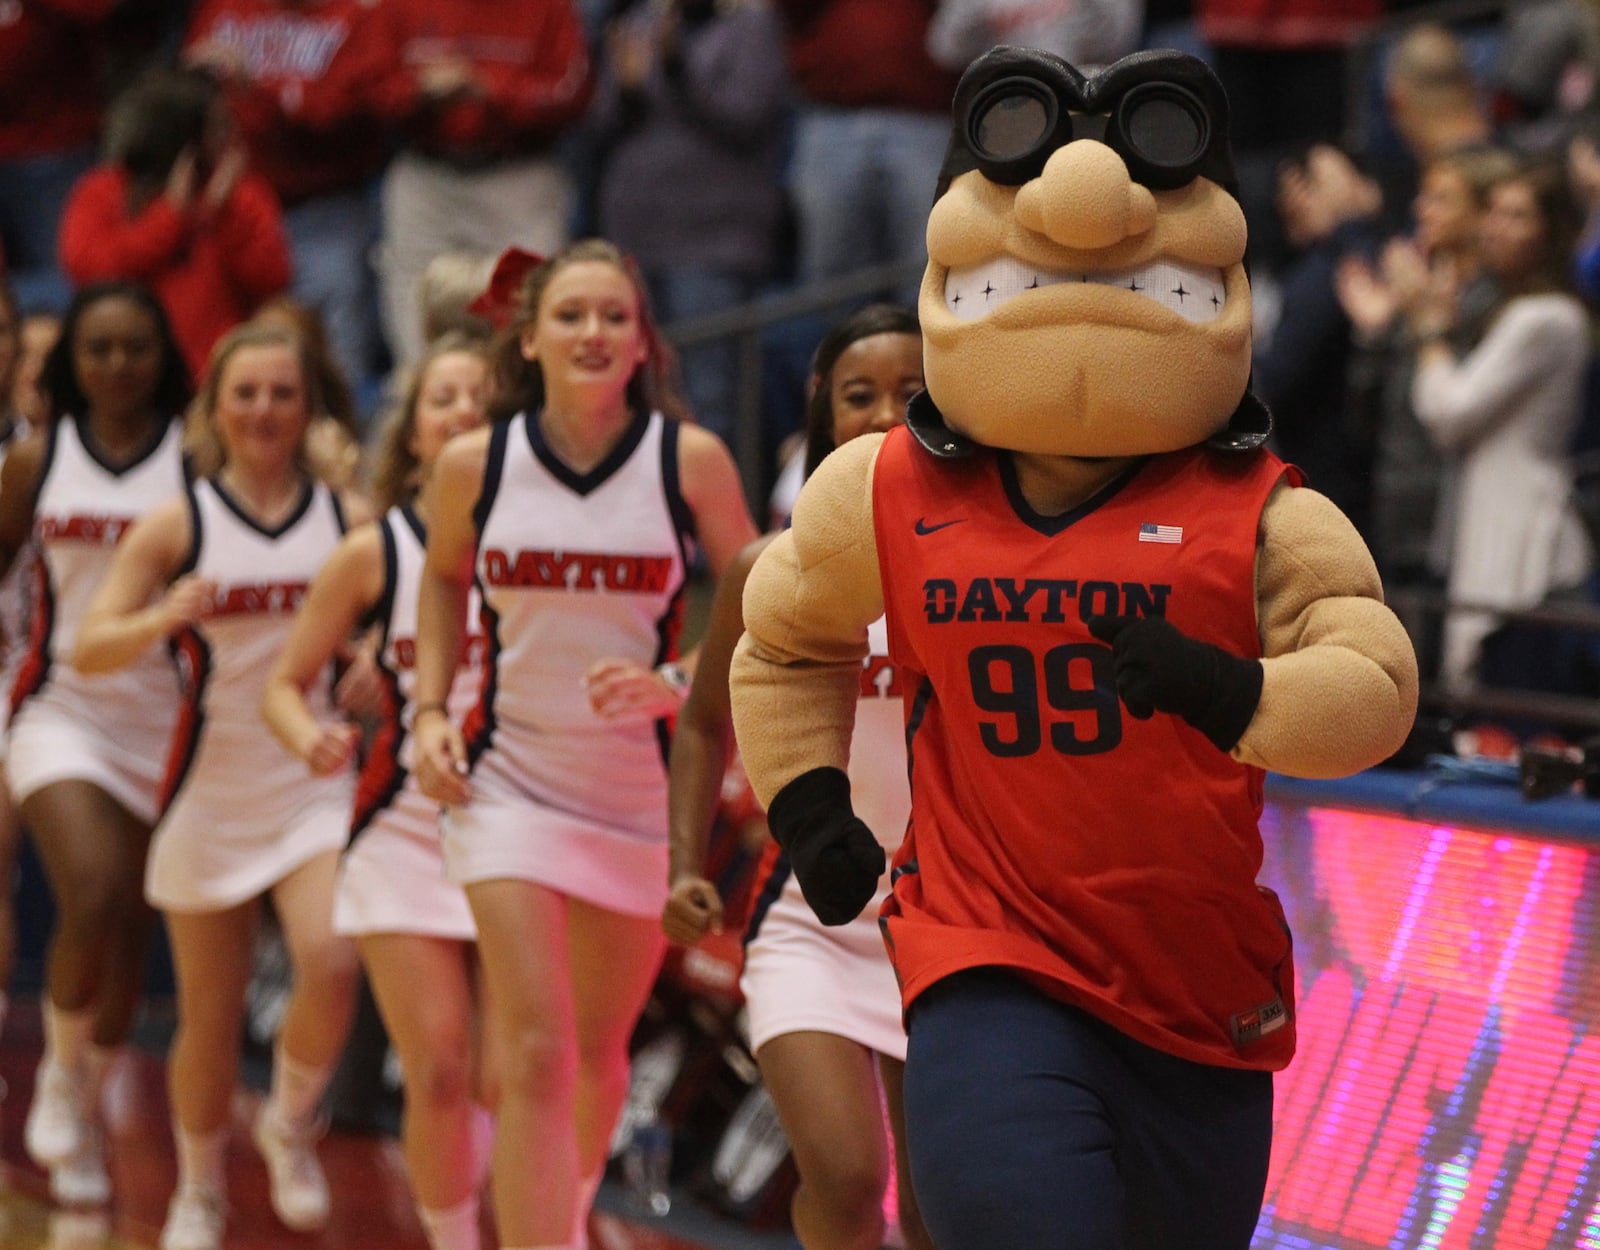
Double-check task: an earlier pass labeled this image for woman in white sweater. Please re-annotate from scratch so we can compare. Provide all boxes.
[1409,159,1595,691]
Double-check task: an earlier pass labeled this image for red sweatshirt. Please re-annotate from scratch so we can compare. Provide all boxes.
[1197,0,1380,49]
[774,0,957,115]
[184,0,393,204]
[367,0,593,163]
[58,165,292,377]
[0,0,118,159]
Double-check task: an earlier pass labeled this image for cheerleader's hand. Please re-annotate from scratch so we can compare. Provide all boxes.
[414,706,471,806]
[304,722,360,777]
[584,657,686,721]
[767,766,884,926]
[662,876,724,945]
[160,574,217,633]
[333,644,386,720]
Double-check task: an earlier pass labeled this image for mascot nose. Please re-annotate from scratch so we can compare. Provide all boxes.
[1015,140,1158,250]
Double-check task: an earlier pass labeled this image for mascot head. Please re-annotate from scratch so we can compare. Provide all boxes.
[913,48,1270,460]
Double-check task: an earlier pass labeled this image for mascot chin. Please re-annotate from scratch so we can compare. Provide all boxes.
[730,47,1418,1250]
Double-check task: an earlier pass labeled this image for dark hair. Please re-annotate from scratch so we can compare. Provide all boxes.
[802,303,922,477]
[105,64,222,186]
[1499,159,1585,296]
[39,281,192,423]
[485,238,689,425]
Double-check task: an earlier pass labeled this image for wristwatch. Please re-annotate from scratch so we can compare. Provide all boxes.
[658,661,691,697]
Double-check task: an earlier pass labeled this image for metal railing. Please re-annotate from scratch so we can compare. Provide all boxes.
[660,258,926,508]
[1387,587,1600,733]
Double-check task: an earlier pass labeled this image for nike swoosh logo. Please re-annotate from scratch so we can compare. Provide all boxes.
[914,517,966,535]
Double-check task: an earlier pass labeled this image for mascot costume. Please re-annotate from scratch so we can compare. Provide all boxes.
[728,47,1420,1250]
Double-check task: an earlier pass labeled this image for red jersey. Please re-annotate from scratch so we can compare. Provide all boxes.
[183,0,392,204]
[872,426,1299,1071]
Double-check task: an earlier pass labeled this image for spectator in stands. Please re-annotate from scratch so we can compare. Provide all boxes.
[368,0,593,365]
[1406,159,1596,691]
[58,64,292,379]
[0,0,121,314]
[1566,112,1600,303]
[591,0,790,450]
[1489,0,1600,157]
[775,0,957,300]
[183,0,395,405]
[1254,143,1385,535]
[1336,146,1517,612]
[925,0,1143,73]
[1376,21,1499,224]
[1194,0,1381,270]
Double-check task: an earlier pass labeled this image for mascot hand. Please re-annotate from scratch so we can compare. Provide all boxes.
[766,766,886,926]
[1087,615,1263,752]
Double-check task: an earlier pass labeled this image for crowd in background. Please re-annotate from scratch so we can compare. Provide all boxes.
[2,1,1600,1247]
[7,0,1600,711]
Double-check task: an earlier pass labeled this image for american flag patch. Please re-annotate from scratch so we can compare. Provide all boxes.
[1138,523,1183,544]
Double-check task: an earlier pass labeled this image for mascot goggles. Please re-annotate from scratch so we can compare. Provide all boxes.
[965,74,1215,192]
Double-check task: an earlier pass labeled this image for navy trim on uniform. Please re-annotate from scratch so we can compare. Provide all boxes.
[526,406,650,497]
[998,453,1144,537]
[743,852,794,946]
[173,481,204,579]
[330,487,349,535]
[160,627,213,814]
[660,418,698,568]
[464,597,502,767]
[361,513,400,650]
[73,413,174,478]
[904,675,934,793]
[472,421,512,537]
[208,474,315,540]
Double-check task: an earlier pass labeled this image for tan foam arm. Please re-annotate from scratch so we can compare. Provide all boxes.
[730,435,887,808]
[1234,483,1420,779]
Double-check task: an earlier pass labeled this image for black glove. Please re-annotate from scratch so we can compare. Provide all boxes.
[1086,615,1263,752]
[766,766,885,926]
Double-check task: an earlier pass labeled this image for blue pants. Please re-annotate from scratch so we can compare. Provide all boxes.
[903,969,1273,1250]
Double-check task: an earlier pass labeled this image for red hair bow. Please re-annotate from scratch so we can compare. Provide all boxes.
[468,246,545,329]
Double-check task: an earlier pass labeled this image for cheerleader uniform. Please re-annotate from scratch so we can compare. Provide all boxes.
[335,505,483,940]
[0,418,36,747]
[8,416,187,824]
[146,476,352,912]
[740,616,909,1058]
[443,409,692,919]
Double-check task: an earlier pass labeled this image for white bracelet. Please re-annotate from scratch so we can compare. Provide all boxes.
[657,661,691,699]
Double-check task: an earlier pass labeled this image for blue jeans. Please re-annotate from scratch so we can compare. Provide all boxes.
[0,146,96,313]
[904,968,1273,1250]
[284,186,384,406]
[787,105,947,303]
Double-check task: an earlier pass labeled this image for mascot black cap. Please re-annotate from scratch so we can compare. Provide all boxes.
[909,47,1273,460]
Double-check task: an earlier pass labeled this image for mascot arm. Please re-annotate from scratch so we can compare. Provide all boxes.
[1235,483,1420,778]
[730,435,887,925]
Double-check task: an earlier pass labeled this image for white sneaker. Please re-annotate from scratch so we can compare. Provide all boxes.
[159,1187,226,1250]
[25,1060,88,1167]
[49,1125,111,1208]
[252,1106,330,1231]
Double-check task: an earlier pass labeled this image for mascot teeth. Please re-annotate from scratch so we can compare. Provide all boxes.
[944,256,1226,324]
